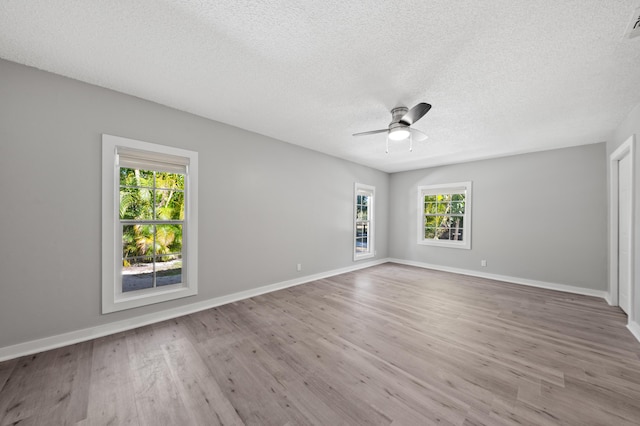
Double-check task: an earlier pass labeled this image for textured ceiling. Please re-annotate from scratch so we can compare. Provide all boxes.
[1,1,639,172]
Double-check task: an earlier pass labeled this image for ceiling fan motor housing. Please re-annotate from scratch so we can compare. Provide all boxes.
[351,102,430,142]
[390,107,409,129]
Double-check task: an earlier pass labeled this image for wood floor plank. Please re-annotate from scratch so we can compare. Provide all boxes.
[217,300,394,425]
[0,349,62,425]
[83,333,139,425]
[260,294,470,424]
[29,341,93,425]
[125,330,193,426]
[161,337,244,426]
[248,295,477,423]
[1,263,640,425]
[0,359,16,395]
[198,333,304,425]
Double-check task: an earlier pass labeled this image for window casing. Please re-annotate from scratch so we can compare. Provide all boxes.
[354,183,375,260]
[418,182,472,249]
[102,134,198,313]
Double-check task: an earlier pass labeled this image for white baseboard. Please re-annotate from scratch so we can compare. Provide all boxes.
[628,321,640,344]
[604,293,614,306]
[388,258,609,300]
[0,258,390,362]
[1,258,625,361]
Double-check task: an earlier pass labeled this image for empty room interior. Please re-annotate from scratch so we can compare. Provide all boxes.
[1,1,640,425]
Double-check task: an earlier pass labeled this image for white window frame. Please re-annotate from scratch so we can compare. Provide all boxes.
[354,183,375,261]
[101,134,198,313]
[417,181,472,249]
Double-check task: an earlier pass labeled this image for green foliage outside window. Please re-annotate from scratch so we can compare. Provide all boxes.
[424,193,465,241]
[120,168,184,265]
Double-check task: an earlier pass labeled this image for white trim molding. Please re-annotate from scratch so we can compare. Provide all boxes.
[389,258,608,299]
[0,258,389,362]
[417,181,472,250]
[628,321,640,343]
[102,134,199,313]
[608,135,636,327]
[353,182,376,261]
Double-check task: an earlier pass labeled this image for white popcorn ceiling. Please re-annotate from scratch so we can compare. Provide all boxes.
[1,0,639,172]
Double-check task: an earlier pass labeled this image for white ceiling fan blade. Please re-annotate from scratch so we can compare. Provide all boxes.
[353,129,388,137]
[410,128,428,142]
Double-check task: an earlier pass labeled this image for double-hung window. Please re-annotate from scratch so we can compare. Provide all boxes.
[102,134,198,313]
[354,183,375,260]
[418,182,472,249]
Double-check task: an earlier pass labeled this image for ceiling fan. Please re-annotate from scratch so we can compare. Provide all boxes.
[353,103,432,153]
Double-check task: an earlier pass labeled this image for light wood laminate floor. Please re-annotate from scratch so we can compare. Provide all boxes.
[1,263,640,425]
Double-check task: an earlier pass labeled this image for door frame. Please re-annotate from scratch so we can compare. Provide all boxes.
[608,135,636,322]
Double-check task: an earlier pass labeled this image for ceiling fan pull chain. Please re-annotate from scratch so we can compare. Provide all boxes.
[409,133,413,152]
[385,135,389,154]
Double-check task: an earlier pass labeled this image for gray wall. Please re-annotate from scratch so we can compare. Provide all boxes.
[0,56,618,351]
[389,144,608,290]
[607,102,640,323]
[0,59,389,349]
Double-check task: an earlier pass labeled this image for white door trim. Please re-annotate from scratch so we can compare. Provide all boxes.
[608,135,636,323]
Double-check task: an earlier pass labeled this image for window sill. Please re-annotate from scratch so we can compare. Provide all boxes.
[103,284,197,314]
[354,252,375,261]
[418,239,471,250]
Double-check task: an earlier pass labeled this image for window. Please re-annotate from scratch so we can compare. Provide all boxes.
[102,134,198,313]
[418,182,472,249]
[354,183,375,260]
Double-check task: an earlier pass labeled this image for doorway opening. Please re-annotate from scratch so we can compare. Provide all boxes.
[609,135,635,321]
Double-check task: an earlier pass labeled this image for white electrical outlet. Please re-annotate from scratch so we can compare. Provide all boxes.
[296,263,302,272]
[481,260,487,267]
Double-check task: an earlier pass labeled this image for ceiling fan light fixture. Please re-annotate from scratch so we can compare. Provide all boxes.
[388,127,410,141]
[352,103,432,153]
